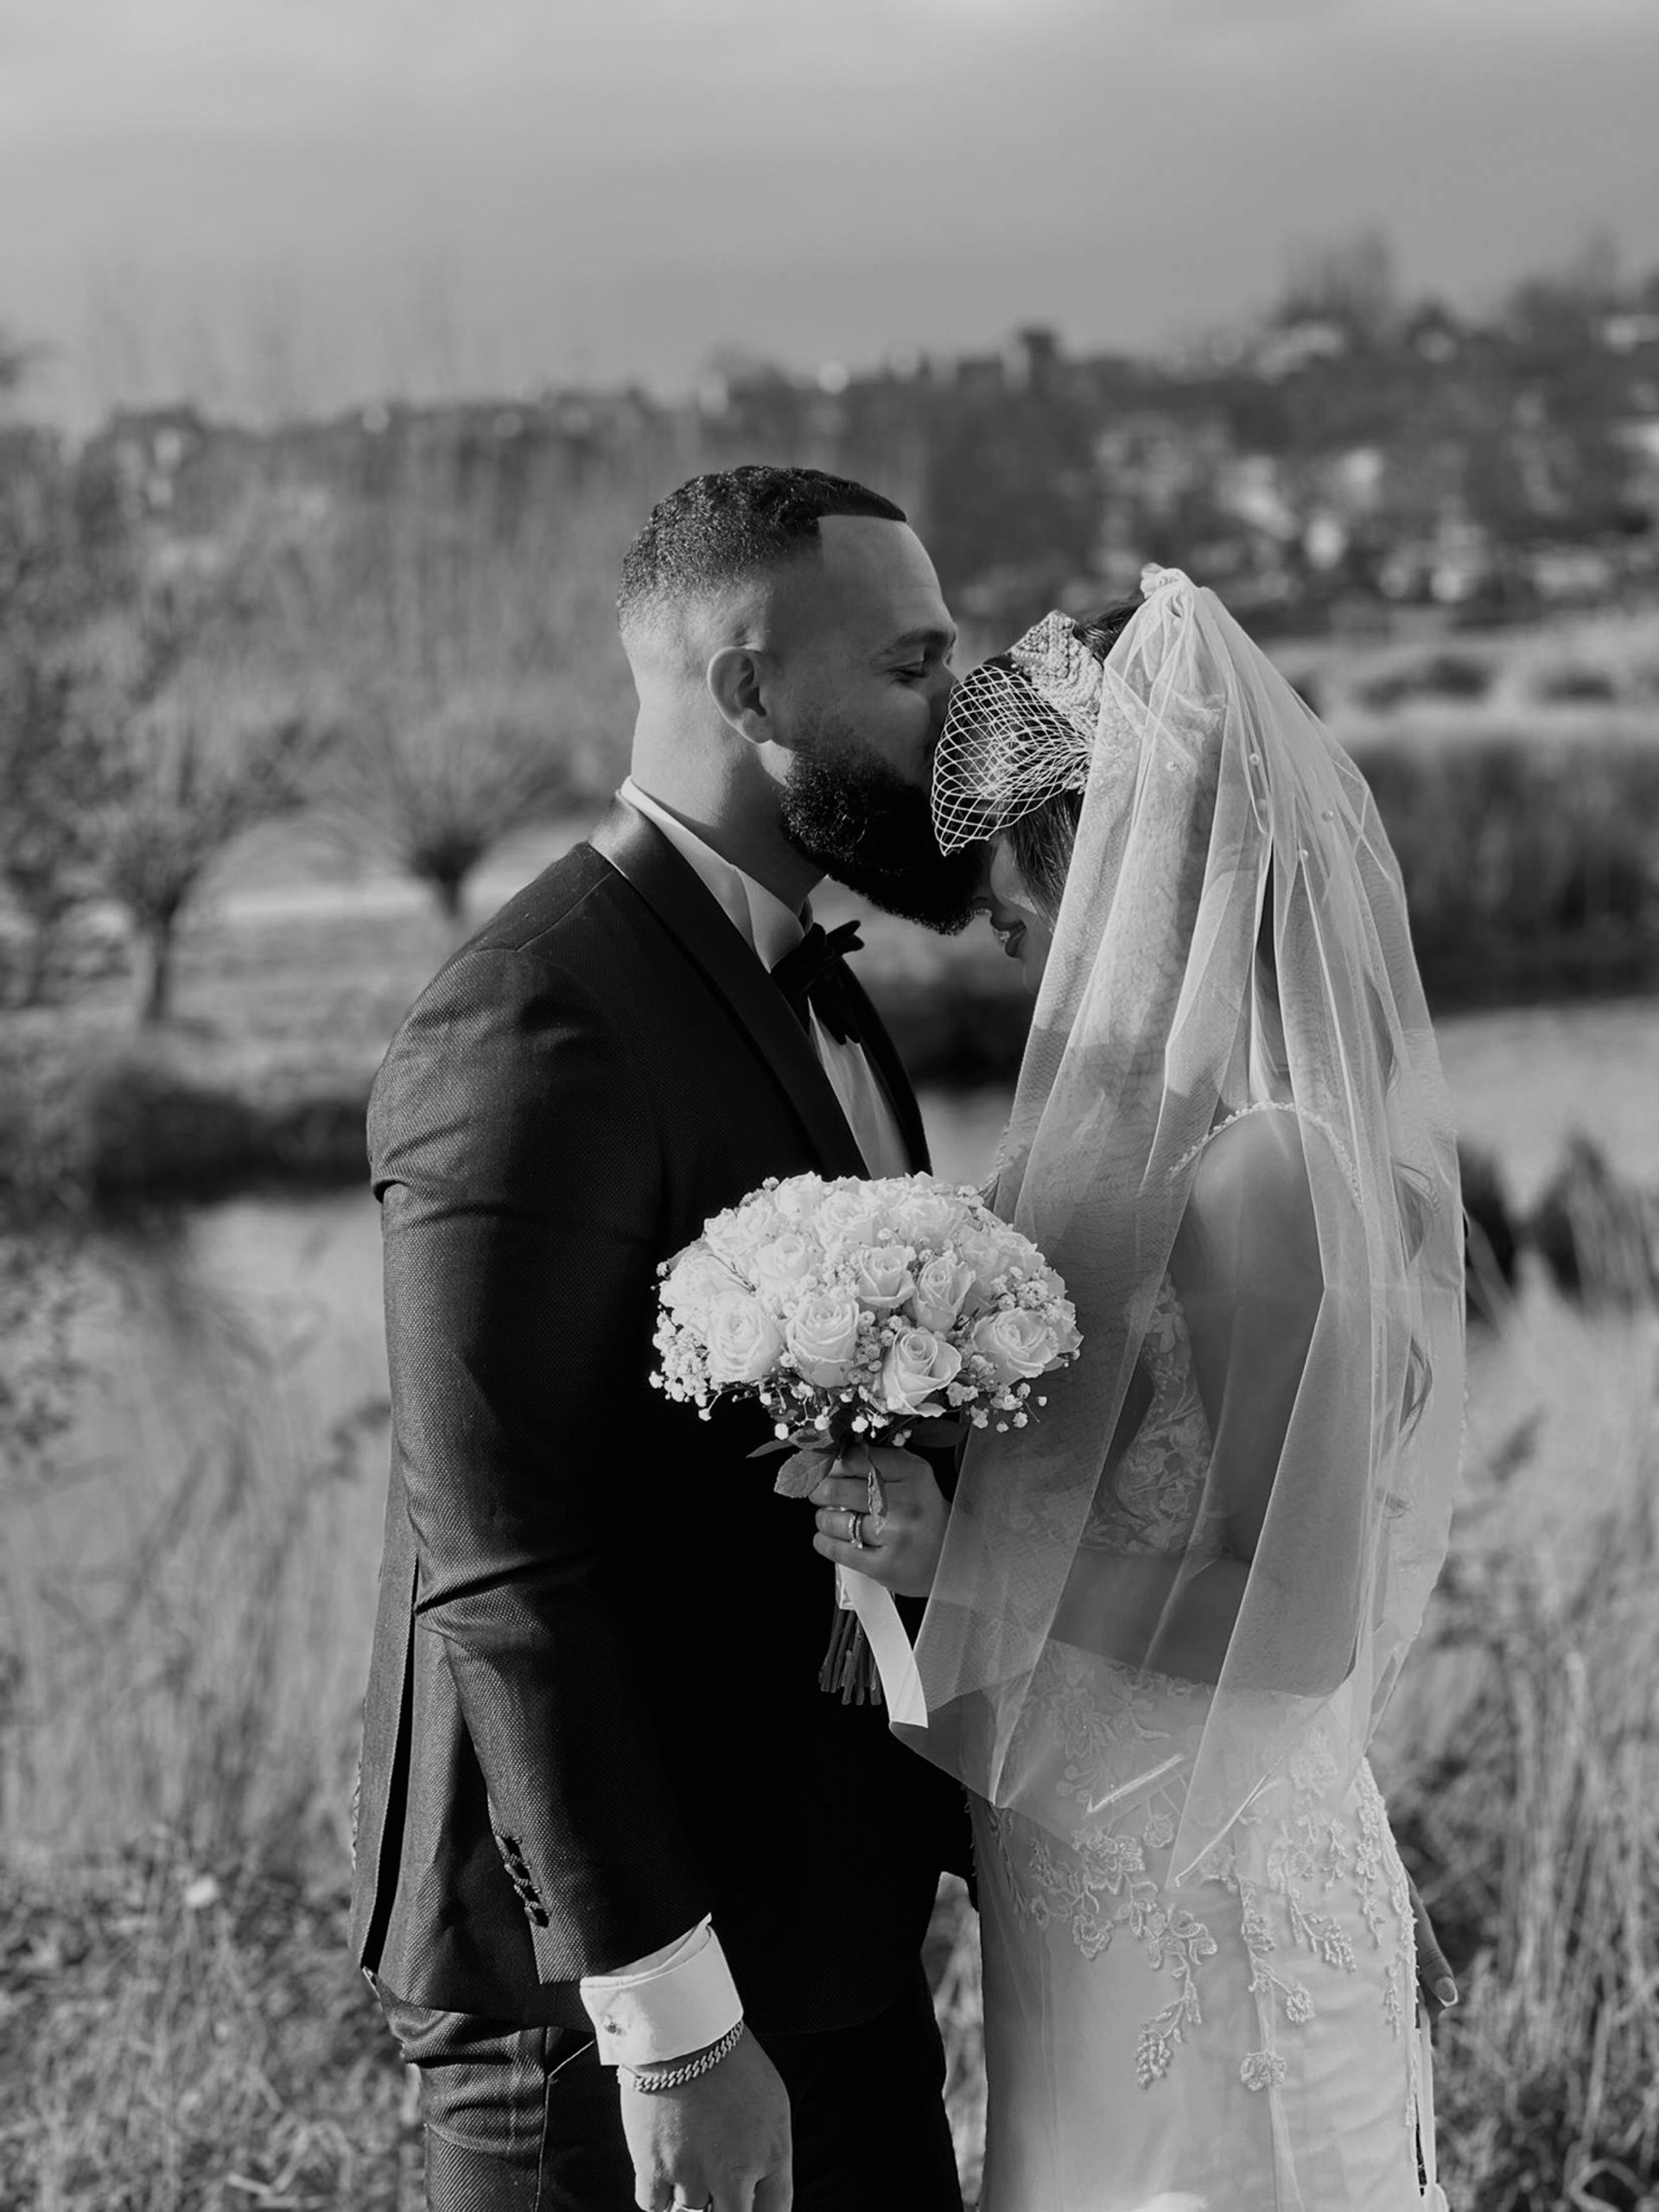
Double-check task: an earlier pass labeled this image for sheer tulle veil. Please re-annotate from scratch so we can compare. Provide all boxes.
[901,568,1465,1885]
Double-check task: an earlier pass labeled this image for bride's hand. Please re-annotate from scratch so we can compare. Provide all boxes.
[810,1440,949,1599]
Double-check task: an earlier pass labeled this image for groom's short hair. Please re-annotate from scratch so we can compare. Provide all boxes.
[617,465,906,644]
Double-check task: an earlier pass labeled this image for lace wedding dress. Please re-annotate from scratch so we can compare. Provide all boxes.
[911,570,1465,2209]
[970,1274,1446,2212]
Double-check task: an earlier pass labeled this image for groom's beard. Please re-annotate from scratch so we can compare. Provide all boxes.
[779,738,982,935]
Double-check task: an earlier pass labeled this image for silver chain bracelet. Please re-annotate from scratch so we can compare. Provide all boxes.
[620,2018,744,2093]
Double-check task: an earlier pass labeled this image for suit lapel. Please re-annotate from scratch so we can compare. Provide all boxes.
[588,799,868,1180]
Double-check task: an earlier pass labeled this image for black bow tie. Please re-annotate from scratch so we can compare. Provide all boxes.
[770,919,865,1045]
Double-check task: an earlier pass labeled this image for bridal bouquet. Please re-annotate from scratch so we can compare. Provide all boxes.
[651,1171,1080,1705]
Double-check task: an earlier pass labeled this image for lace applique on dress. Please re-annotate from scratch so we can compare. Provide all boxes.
[982,1644,1418,2101]
[1082,1276,1222,1556]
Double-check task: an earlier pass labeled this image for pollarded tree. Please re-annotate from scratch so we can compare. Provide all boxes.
[0,644,115,1005]
[0,418,138,1003]
[328,677,577,923]
[84,610,318,1023]
[310,462,633,923]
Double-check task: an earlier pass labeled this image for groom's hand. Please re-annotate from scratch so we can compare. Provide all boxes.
[620,2025,791,2211]
[811,1442,949,1599]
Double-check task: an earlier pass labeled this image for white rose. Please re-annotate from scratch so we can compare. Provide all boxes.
[906,1255,976,1334]
[784,1290,864,1387]
[703,1293,786,1385]
[880,1328,963,1417]
[955,1224,1014,1296]
[961,1215,1043,1289]
[852,1243,917,1312]
[661,1243,748,1322]
[705,1194,785,1263]
[749,1232,821,1299]
[772,1173,824,1222]
[887,1187,965,1254]
[814,1185,886,1251]
[1048,1300,1083,1361]
[971,1307,1062,1385]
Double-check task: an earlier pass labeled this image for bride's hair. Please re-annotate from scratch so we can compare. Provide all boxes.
[1002,601,1140,921]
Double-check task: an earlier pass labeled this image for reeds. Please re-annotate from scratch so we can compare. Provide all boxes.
[3,1249,400,2208]
[1386,1349,1659,2209]
[2,1246,385,1869]
[1,1847,414,2209]
[1530,1135,1659,1308]
[1352,726,1659,1001]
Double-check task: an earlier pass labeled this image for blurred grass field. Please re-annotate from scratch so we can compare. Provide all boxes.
[3,1244,1656,2209]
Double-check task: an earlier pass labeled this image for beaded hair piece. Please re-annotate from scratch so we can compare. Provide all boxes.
[931,610,1116,855]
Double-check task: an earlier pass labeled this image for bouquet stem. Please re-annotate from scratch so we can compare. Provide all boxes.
[819,1602,880,1706]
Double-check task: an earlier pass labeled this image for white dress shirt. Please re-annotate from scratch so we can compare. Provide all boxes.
[579,781,912,2067]
[618,779,910,1179]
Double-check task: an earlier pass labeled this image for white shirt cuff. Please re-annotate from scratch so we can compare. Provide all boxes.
[579,1917,743,2068]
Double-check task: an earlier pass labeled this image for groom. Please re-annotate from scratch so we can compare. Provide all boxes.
[351,466,983,2211]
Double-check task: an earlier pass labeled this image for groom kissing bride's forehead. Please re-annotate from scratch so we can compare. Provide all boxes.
[616,464,983,930]
[353,460,978,2212]
[353,460,1463,2212]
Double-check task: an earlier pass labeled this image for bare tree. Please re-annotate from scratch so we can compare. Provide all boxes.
[0,415,137,1001]
[79,606,316,1022]
[330,678,575,922]
[308,456,634,921]
[0,645,113,1005]
[100,704,312,1024]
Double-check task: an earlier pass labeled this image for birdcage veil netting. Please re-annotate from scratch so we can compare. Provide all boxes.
[904,569,1465,1884]
[930,611,1122,856]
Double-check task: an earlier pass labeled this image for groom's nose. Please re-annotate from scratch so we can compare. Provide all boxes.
[927,664,959,738]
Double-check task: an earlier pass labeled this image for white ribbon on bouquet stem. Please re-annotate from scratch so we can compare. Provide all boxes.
[835,1443,929,1725]
[768,1432,931,1722]
[835,1563,927,1726]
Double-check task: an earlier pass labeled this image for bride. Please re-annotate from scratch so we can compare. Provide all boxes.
[816,568,1464,2209]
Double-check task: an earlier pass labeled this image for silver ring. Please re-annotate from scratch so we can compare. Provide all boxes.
[846,1508,865,1548]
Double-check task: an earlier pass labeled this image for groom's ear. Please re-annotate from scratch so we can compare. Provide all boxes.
[706,645,774,748]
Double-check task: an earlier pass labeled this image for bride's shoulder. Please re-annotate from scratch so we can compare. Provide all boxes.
[1178,1100,1306,1191]
[1176,1103,1321,1265]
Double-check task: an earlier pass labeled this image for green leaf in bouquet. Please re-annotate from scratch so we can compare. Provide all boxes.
[772,1443,837,1498]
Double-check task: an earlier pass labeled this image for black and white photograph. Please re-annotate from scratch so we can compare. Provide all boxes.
[3,3,1658,2207]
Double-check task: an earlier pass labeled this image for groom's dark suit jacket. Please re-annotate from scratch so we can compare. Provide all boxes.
[351,797,969,2034]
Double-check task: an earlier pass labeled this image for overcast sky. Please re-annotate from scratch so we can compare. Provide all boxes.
[3,0,1657,423]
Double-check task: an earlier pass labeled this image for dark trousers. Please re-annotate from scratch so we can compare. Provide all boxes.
[373,1965,964,2212]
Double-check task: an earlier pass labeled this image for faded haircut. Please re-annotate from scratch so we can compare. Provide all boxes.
[616,464,906,645]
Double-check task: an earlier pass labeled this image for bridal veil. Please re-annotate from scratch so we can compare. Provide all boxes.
[906,569,1465,1886]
